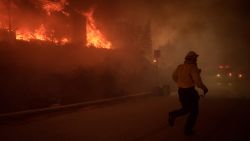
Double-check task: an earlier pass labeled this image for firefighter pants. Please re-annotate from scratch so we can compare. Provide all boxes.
[169,87,199,131]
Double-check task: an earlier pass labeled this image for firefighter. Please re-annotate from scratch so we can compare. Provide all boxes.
[168,51,208,136]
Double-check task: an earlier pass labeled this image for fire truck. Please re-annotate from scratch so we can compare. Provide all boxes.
[214,65,245,88]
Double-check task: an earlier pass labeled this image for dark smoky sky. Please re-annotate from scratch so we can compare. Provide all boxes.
[3,0,250,68]
[95,0,250,69]
[63,0,250,68]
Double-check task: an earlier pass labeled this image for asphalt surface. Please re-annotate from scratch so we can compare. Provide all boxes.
[0,91,249,141]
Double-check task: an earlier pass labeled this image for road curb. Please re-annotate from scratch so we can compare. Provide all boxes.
[0,92,152,120]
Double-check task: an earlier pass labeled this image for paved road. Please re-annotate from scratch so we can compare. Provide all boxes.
[0,93,249,141]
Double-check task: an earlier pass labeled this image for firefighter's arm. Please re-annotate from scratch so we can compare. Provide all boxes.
[190,66,208,95]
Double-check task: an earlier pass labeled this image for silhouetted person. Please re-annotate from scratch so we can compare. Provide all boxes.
[168,51,208,136]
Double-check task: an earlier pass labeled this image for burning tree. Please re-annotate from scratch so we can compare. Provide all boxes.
[84,8,112,49]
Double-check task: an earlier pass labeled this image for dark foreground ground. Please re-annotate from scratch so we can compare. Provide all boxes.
[0,90,249,141]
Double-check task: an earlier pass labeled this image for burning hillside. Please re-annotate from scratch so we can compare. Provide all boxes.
[0,0,111,49]
[15,24,70,45]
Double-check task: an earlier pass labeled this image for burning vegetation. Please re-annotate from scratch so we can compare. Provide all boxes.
[15,24,70,45]
[40,0,70,16]
[0,0,155,114]
[0,0,112,49]
[84,8,112,49]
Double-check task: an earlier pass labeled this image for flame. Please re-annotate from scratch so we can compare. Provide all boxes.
[16,24,70,44]
[16,24,48,41]
[61,37,70,45]
[33,24,47,41]
[84,9,112,49]
[16,30,33,41]
[1,2,112,49]
[40,0,69,16]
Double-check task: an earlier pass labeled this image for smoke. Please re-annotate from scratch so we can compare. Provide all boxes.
[2,0,249,58]
[128,0,247,63]
[1,0,249,99]
[1,0,249,63]
[88,0,250,96]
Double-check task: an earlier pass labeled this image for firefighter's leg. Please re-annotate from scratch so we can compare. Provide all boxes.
[184,96,199,135]
[168,92,190,126]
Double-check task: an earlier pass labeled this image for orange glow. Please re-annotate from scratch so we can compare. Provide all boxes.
[33,24,47,41]
[225,65,230,69]
[16,30,33,41]
[16,24,48,41]
[40,0,69,16]
[219,65,224,69]
[61,37,70,45]
[0,22,7,29]
[84,8,112,49]
[16,24,70,45]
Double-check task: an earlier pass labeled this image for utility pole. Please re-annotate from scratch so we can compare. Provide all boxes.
[7,0,12,32]
[153,49,161,86]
